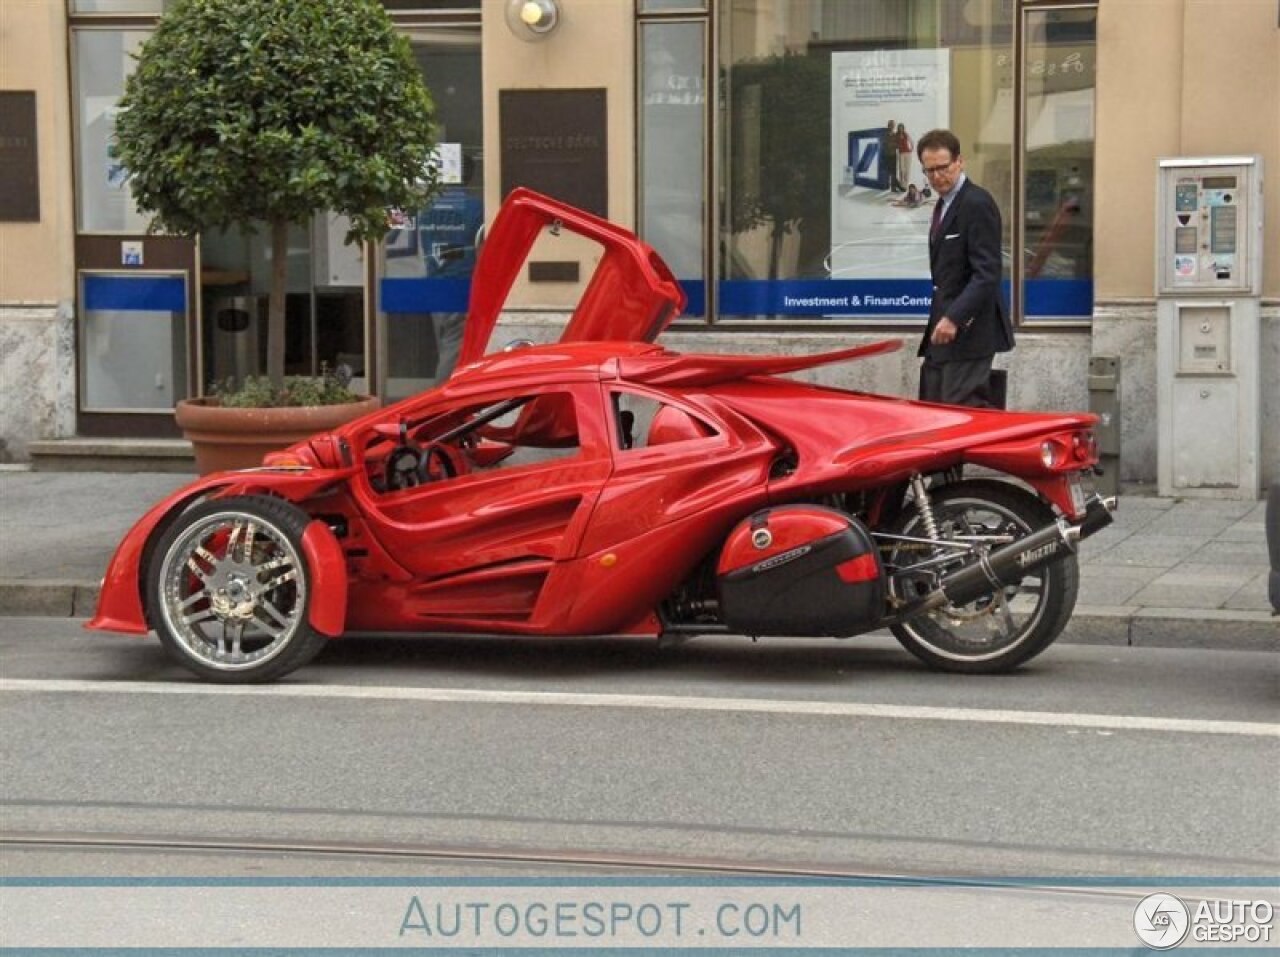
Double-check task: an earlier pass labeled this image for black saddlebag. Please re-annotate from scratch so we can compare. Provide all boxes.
[716,505,885,637]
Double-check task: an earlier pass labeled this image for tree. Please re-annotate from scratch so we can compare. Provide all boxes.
[727,52,828,281]
[114,0,439,390]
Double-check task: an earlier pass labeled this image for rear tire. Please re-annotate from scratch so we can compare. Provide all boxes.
[147,495,328,683]
[885,480,1078,673]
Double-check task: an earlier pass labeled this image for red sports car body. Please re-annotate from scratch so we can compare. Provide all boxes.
[90,188,1114,681]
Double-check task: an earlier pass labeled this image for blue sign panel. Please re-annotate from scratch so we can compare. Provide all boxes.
[712,279,1092,319]
[380,278,471,314]
[379,277,1091,322]
[1025,278,1093,318]
[718,279,937,317]
[677,280,705,317]
[82,274,186,312]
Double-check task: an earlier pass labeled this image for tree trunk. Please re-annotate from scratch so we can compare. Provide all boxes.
[768,221,785,282]
[267,217,289,388]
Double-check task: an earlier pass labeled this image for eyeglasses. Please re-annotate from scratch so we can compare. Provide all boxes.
[922,159,957,176]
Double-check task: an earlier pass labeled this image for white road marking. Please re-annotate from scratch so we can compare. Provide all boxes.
[2,678,1276,738]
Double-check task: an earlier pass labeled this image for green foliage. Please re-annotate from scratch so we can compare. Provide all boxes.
[114,0,439,245]
[213,365,360,408]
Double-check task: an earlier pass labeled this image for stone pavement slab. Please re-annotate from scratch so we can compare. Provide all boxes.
[0,471,189,584]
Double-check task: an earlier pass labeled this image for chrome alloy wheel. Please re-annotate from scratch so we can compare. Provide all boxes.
[157,511,306,672]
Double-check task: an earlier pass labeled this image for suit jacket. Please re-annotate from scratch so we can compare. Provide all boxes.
[918,178,1014,361]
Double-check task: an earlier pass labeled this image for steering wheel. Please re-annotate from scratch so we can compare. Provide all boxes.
[419,443,457,482]
[383,421,459,491]
[384,431,424,490]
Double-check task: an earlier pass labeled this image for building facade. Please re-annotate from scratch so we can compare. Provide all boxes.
[1,0,1277,485]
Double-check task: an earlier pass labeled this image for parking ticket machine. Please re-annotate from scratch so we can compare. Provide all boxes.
[1156,157,1264,499]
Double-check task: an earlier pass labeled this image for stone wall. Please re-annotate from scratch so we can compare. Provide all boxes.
[0,303,76,462]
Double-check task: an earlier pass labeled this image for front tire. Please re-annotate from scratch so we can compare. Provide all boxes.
[885,480,1078,673]
[147,495,328,683]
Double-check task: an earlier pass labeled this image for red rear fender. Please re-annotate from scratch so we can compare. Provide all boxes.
[966,427,1099,477]
[967,428,1101,518]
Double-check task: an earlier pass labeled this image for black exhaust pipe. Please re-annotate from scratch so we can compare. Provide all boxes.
[1079,494,1117,538]
[932,519,1080,609]
[908,495,1115,615]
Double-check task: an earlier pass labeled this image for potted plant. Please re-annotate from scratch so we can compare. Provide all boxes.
[172,365,381,474]
[113,0,439,473]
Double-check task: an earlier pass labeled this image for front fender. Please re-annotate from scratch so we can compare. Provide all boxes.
[86,468,354,636]
[300,520,346,636]
[87,483,218,635]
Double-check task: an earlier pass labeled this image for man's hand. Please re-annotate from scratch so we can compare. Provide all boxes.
[931,316,958,345]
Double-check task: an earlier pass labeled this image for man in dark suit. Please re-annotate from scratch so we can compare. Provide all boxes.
[916,129,1014,407]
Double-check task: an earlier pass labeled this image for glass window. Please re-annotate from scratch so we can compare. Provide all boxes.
[1022,6,1096,319]
[640,0,708,12]
[381,1,481,9]
[720,0,1014,320]
[200,216,366,394]
[364,391,581,495]
[612,392,716,450]
[639,20,706,314]
[73,29,152,232]
[377,28,483,401]
[79,272,188,410]
[70,1,174,11]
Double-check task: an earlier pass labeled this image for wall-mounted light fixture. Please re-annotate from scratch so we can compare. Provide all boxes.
[505,0,561,42]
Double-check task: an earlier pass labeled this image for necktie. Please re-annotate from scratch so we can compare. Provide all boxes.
[930,198,944,240]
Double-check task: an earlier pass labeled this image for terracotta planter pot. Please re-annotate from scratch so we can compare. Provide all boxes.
[176,395,380,474]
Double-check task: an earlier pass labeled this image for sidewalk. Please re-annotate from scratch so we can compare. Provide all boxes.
[0,467,1274,649]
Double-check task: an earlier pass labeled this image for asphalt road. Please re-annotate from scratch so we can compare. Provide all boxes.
[2,617,1276,882]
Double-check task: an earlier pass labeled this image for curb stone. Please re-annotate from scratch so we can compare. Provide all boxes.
[0,581,103,619]
[1,581,1273,651]
[1065,607,1277,651]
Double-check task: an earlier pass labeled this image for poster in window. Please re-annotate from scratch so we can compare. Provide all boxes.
[82,96,149,232]
[829,50,950,286]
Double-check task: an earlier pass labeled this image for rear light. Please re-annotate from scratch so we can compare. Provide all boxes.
[1072,431,1097,462]
[1040,441,1059,468]
[835,552,880,583]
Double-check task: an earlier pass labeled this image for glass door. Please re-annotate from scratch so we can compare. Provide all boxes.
[75,237,194,437]
[198,216,368,397]
[72,26,196,436]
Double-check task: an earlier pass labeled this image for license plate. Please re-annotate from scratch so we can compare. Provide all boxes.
[1068,472,1088,516]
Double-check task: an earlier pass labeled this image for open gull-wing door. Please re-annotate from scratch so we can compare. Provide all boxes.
[456,188,687,368]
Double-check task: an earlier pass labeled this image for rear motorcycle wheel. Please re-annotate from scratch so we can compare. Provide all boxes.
[885,480,1079,673]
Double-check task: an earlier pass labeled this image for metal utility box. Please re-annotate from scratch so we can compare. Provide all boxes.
[1155,156,1264,499]
[1157,158,1261,296]
[1175,305,1232,374]
[1088,355,1120,498]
